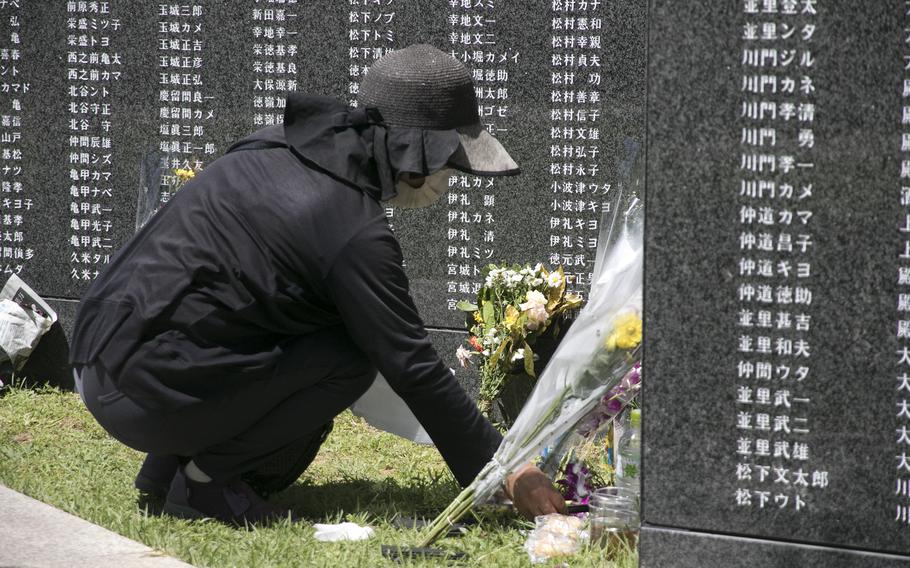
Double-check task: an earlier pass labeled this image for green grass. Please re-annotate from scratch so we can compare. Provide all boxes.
[0,385,637,568]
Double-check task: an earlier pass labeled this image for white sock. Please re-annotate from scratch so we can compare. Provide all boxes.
[185,460,212,483]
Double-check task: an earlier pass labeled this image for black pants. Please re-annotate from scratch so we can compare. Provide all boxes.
[78,328,376,481]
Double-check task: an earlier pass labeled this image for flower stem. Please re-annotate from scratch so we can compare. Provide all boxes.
[520,391,567,447]
[418,486,476,547]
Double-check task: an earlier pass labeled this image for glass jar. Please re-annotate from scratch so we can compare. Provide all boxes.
[589,486,640,555]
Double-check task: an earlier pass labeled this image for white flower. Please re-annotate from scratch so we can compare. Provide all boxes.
[456,345,474,368]
[511,348,525,362]
[520,290,550,330]
[522,290,547,308]
[486,269,504,287]
[530,277,543,287]
[482,328,502,347]
[546,271,563,288]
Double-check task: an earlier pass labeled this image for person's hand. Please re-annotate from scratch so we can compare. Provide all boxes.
[504,463,567,520]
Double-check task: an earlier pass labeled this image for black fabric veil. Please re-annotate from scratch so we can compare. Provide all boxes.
[282,94,461,202]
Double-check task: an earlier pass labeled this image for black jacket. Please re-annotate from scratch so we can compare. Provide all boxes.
[70,94,502,486]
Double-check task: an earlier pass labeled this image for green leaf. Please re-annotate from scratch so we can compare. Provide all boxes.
[488,337,511,368]
[482,301,494,326]
[522,341,536,377]
[455,300,478,312]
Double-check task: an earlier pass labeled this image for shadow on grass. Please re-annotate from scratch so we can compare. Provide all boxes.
[278,475,461,521]
[130,470,516,530]
[133,476,525,539]
[279,476,524,534]
[136,492,167,517]
[136,478,459,522]
[131,475,458,521]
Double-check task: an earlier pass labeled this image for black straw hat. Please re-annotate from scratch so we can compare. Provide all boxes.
[358,44,519,177]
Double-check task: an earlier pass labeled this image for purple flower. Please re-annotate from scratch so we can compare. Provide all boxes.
[605,398,623,414]
[573,363,642,436]
[557,460,595,503]
[628,362,642,384]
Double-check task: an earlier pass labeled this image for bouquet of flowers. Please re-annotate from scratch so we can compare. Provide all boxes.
[551,362,642,504]
[455,263,582,421]
[419,195,643,547]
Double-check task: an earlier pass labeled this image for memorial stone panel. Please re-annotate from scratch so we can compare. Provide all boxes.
[644,0,910,562]
[397,0,647,327]
[11,1,355,298]
[1,1,646,339]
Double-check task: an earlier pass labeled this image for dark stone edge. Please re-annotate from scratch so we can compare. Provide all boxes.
[640,525,910,568]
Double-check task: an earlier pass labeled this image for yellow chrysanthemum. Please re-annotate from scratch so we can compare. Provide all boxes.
[605,313,642,351]
[473,311,483,324]
[174,168,196,182]
[503,304,522,333]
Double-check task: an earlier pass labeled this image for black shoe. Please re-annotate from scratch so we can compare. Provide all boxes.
[135,454,181,498]
[163,467,297,526]
[243,421,333,497]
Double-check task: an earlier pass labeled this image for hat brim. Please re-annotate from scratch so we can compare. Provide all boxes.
[447,124,520,177]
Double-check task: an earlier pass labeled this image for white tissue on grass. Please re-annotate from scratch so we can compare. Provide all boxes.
[312,522,375,542]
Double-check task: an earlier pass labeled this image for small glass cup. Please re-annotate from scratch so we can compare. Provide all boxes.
[610,478,642,511]
[593,526,639,558]
[589,486,640,554]
[589,506,639,553]
[590,487,636,513]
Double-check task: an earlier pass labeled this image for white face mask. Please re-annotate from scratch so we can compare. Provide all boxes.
[387,168,453,209]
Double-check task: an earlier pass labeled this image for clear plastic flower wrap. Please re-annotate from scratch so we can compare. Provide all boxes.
[419,193,643,547]
[523,513,588,564]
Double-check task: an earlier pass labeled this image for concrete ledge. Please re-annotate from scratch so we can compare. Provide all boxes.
[0,484,194,568]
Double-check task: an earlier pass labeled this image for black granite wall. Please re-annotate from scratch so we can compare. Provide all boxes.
[643,0,910,564]
[1,2,647,391]
[8,1,908,564]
